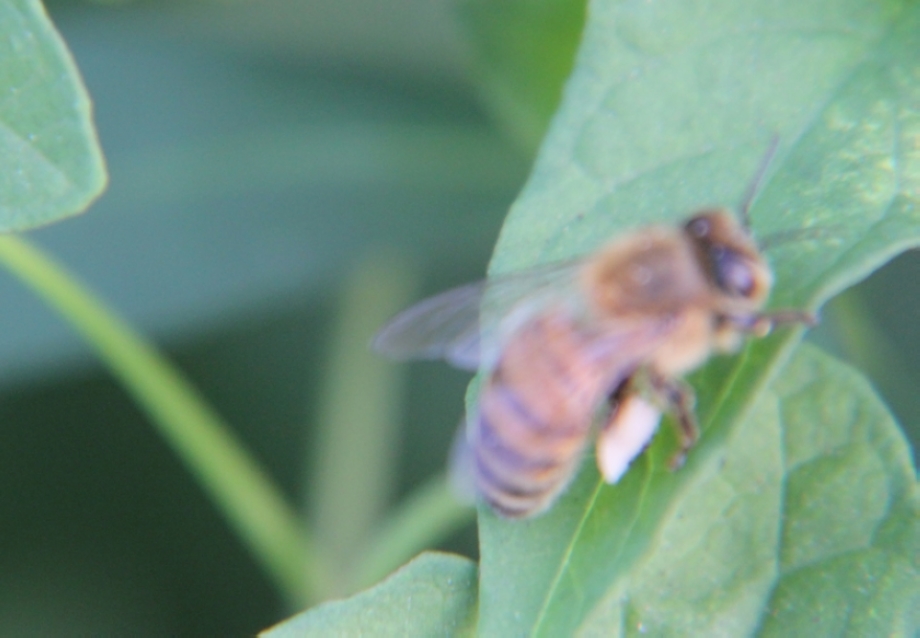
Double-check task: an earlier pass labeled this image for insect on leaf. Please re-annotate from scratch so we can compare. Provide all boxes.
[474,0,920,635]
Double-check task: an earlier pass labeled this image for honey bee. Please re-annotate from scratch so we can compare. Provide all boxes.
[374,147,815,518]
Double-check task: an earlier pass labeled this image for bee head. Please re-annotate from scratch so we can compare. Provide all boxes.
[684,210,772,305]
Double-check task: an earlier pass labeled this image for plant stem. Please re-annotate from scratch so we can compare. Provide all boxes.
[0,234,323,606]
[308,252,417,598]
[354,473,476,592]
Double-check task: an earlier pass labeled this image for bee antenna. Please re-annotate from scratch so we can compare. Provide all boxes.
[738,135,780,230]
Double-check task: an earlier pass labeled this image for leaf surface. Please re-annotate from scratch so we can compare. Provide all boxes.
[0,0,107,230]
[576,345,918,636]
[260,552,477,637]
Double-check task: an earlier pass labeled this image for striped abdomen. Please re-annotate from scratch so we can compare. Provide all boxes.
[470,313,633,518]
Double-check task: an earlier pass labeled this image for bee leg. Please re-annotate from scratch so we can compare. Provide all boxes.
[604,379,631,414]
[596,379,662,484]
[648,374,699,471]
[734,309,818,337]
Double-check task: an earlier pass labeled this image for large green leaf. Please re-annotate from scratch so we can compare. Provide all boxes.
[0,0,107,230]
[476,0,920,635]
[758,346,918,637]
[575,344,918,636]
[259,552,478,637]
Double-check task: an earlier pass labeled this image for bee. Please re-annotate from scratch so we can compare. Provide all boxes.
[373,145,815,518]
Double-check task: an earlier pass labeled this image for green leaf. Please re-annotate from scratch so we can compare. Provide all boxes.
[759,346,918,636]
[260,552,479,637]
[475,0,920,635]
[0,0,107,230]
[574,344,918,636]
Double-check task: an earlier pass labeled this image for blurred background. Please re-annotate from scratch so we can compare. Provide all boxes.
[0,0,914,635]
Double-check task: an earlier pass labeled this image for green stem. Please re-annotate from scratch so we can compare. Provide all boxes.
[0,234,323,606]
[354,473,476,592]
[308,252,417,598]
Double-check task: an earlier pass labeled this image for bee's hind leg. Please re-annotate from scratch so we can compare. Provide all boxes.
[647,373,699,471]
[595,378,664,484]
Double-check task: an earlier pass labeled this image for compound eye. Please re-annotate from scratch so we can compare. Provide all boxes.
[686,217,711,238]
[712,248,755,297]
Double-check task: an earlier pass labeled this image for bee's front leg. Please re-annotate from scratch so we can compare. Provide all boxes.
[646,372,699,471]
[726,309,818,337]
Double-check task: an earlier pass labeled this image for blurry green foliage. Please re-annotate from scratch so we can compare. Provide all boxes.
[0,0,917,635]
[460,0,586,150]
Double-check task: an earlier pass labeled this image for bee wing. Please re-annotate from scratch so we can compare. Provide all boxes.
[372,281,485,370]
[372,259,586,371]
